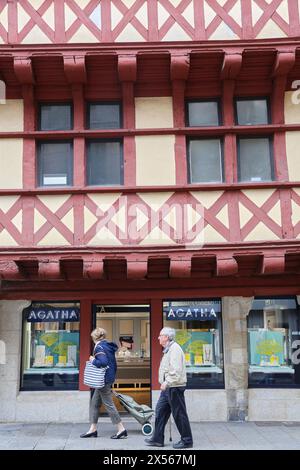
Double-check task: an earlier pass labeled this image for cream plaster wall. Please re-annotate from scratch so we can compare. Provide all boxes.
[135,135,176,186]
[0,139,23,189]
[135,97,173,129]
[284,91,300,124]
[286,132,300,181]
[0,100,23,131]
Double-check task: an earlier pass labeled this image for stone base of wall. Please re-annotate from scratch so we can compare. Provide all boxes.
[152,389,227,422]
[0,391,90,423]
[248,389,300,421]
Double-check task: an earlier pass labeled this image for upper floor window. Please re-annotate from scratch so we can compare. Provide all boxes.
[235,98,269,126]
[86,139,123,186]
[238,137,273,183]
[87,102,122,129]
[188,138,223,184]
[37,141,73,187]
[186,100,221,127]
[39,103,73,131]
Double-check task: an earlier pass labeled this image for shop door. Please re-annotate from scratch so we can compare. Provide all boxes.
[93,304,151,410]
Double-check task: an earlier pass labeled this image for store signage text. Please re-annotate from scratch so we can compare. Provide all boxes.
[26,307,80,323]
[164,303,220,321]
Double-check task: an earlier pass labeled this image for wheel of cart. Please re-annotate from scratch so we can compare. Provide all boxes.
[113,391,154,435]
[142,422,153,436]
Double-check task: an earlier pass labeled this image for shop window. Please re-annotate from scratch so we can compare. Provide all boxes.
[186,100,220,127]
[21,302,80,391]
[39,103,73,131]
[86,140,123,186]
[237,137,273,182]
[163,300,224,389]
[87,102,122,129]
[235,98,269,126]
[248,297,300,388]
[37,141,73,187]
[188,138,223,183]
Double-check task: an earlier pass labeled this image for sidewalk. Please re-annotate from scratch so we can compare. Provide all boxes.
[1,419,300,450]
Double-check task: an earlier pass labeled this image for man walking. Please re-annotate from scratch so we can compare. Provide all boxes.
[145,327,193,449]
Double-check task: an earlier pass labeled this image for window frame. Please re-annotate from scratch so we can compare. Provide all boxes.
[237,134,274,183]
[86,101,123,130]
[86,138,124,187]
[185,98,222,127]
[187,136,224,184]
[38,102,74,131]
[234,96,271,126]
[36,139,74,188]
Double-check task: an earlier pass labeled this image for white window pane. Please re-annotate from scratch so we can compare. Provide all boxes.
[189,139,222,183]
[238,138,272,182]
[88,103,121,129]
[87,141,123,186]
[236,99,269,125]
[40,105,72,130]
[188,101,219,126]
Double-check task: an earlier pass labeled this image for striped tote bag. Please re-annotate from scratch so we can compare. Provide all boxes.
[83,361,109,389]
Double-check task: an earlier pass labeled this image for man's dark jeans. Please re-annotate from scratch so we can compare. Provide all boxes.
[152,387,193,445]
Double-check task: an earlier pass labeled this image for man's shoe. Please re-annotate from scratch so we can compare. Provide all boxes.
[80,431,98,438]
[173,440,193,449]
[145,438,164,447]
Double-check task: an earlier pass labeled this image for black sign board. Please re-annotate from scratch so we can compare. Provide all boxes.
[26,307,80,323]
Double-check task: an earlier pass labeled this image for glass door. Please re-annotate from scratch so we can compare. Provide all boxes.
[93,304,151,409]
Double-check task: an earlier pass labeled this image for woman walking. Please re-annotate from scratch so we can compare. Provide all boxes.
[80,327,127,439]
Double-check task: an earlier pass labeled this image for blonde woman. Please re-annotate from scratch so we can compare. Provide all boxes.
[80,327,127,439]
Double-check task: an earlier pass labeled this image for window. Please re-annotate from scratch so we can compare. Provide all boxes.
[87,140,123,186]
[39,104,73,131]
[238,137,273,182]
[21,302,80,391]
[87,102,121,129]
[187,100,220,126]
[37,141,73,187]
[248,297,300,388]
[188,138,223,183]
[235,98,269,125]
[163,300,224,389]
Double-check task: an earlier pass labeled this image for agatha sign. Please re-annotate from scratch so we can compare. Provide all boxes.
[26,307,80,323]
[164,301,221,321]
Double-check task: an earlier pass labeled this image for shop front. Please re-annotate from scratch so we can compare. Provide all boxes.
[2,294,300,423]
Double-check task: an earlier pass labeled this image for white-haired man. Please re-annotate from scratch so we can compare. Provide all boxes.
[145,327,193,449]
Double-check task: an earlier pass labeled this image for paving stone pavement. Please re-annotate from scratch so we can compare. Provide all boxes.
[1,419,300,450]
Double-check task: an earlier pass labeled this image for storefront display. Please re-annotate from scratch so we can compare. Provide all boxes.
[21,302,80,391]
[248,297,300,387]
[163,300,224,388]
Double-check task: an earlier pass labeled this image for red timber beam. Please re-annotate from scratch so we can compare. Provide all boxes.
[271,49,296,242]
[118,54,137,186]
[170,53,190,186]
[0,250,295,282]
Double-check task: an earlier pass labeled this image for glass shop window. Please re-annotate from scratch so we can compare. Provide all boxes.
[21,302,80,391]
[248,297,300,388]
[163,300,224,389]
